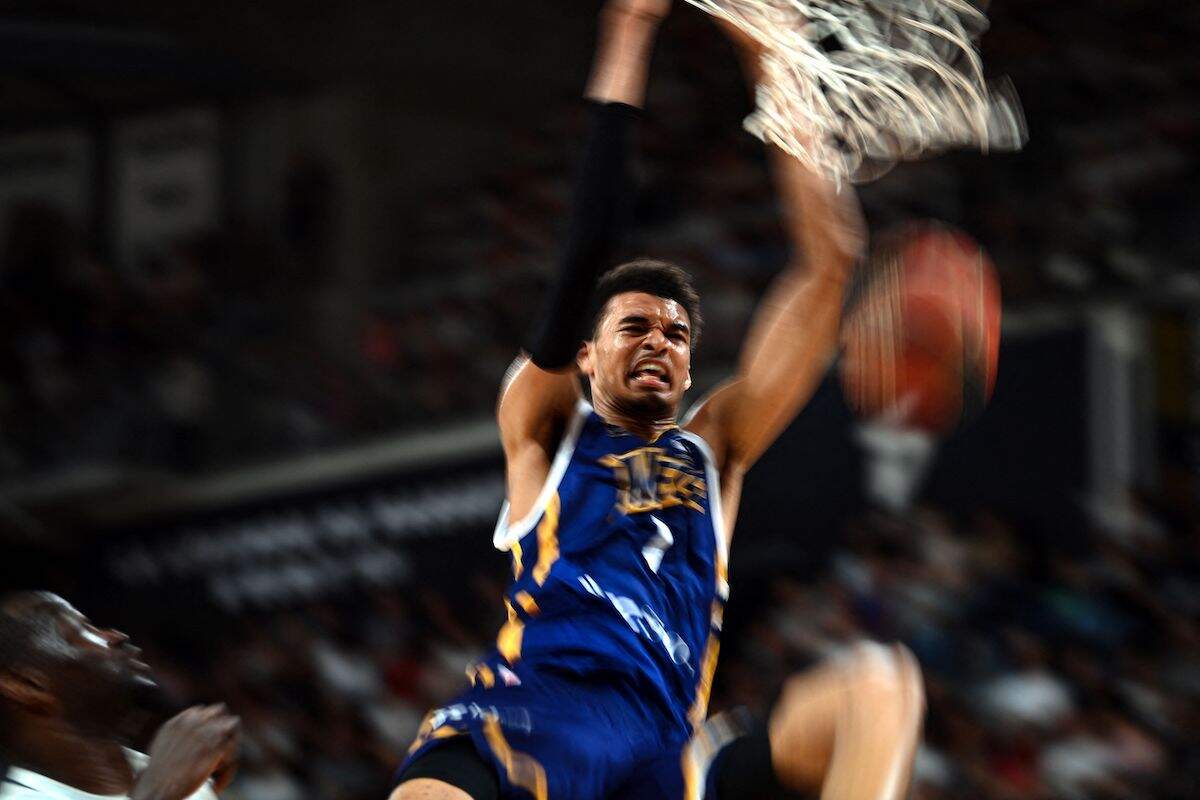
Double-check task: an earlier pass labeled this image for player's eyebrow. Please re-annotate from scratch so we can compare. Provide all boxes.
[617,315,651,327]
[617,315,690,336]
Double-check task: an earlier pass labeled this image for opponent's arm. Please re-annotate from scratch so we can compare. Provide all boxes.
[498,0,668,457]
[686,27,864,474]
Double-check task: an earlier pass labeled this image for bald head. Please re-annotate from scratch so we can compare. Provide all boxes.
[0,591,71,674]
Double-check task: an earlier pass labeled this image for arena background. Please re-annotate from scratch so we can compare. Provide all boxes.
[0,1,1196,798]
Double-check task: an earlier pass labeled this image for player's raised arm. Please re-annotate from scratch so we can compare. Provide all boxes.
[685,24,864,474]
[498,1,668,458]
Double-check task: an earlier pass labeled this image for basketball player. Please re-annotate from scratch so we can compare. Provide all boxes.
[0,592,239,800]
[392,2,924,798]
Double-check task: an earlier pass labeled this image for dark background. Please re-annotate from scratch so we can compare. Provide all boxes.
[0,1,1195,798]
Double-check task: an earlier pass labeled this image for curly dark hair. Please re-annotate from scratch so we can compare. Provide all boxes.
[589,258,703,347]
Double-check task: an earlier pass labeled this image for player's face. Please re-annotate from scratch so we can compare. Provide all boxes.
[53,599,156,691]
[12,594,157,734]
[581,292,693,420]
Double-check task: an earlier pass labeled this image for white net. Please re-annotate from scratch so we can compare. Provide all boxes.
[686,0,1027,183]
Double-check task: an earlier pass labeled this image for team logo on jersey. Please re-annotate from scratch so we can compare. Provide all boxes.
[599,446,707,515]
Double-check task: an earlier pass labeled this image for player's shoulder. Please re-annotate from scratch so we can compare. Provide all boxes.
[497,355,582,454]
[681,385,735,474]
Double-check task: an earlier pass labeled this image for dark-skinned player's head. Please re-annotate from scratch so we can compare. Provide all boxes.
[578,258,702,421]
[0,592,158,743]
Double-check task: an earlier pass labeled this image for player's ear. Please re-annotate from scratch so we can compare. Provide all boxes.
[0,667,59,715]
[577,341,595,378]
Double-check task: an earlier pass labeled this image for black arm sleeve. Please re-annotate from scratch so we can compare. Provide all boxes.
[524,100,642,369]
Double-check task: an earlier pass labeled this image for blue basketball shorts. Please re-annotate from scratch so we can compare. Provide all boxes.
[392,659,740,800]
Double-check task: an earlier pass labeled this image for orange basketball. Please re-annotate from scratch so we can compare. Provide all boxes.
[839,223,1001,433]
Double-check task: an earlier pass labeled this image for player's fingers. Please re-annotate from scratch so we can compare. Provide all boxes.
[166,704,211,733]
[201,722,241,792]
[185,703,224,724]
[187,708,238,751]
[211,761,238,794]
[204,713,239,748]
[216,716,240,744]
[211,741,240,793]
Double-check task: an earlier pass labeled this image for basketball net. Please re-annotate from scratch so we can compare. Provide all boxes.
[685,0,1026,184]
[856,421,935,512]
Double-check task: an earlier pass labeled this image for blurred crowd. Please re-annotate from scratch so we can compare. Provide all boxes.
[717,506,1198,800]
[0,206,387,476]
[126,500,1197,800]
[0,0,1195,478]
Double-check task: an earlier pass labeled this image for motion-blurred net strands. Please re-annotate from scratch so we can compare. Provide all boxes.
[845,245,903,417]
[686,0,1027,184]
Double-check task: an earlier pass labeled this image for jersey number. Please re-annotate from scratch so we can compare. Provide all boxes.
[642,516,675,573]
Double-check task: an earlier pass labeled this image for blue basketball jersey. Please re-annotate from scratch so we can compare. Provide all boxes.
[398,399,731,799]
[491,398,728,734]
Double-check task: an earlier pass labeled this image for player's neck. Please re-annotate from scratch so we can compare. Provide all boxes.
[4,716,135,795]
[593,395,677,442]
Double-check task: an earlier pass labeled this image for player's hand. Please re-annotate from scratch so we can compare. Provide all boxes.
[605,0,671,25]
[589,0,671,105]
[131,704,241,800]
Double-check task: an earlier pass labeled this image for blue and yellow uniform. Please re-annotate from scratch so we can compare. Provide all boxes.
[398,399,729,799]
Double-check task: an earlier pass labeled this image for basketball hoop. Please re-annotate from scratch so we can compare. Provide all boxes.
[686,0,1026,184]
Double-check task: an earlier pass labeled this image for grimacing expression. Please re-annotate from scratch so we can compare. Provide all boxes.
[579,291,693,419]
